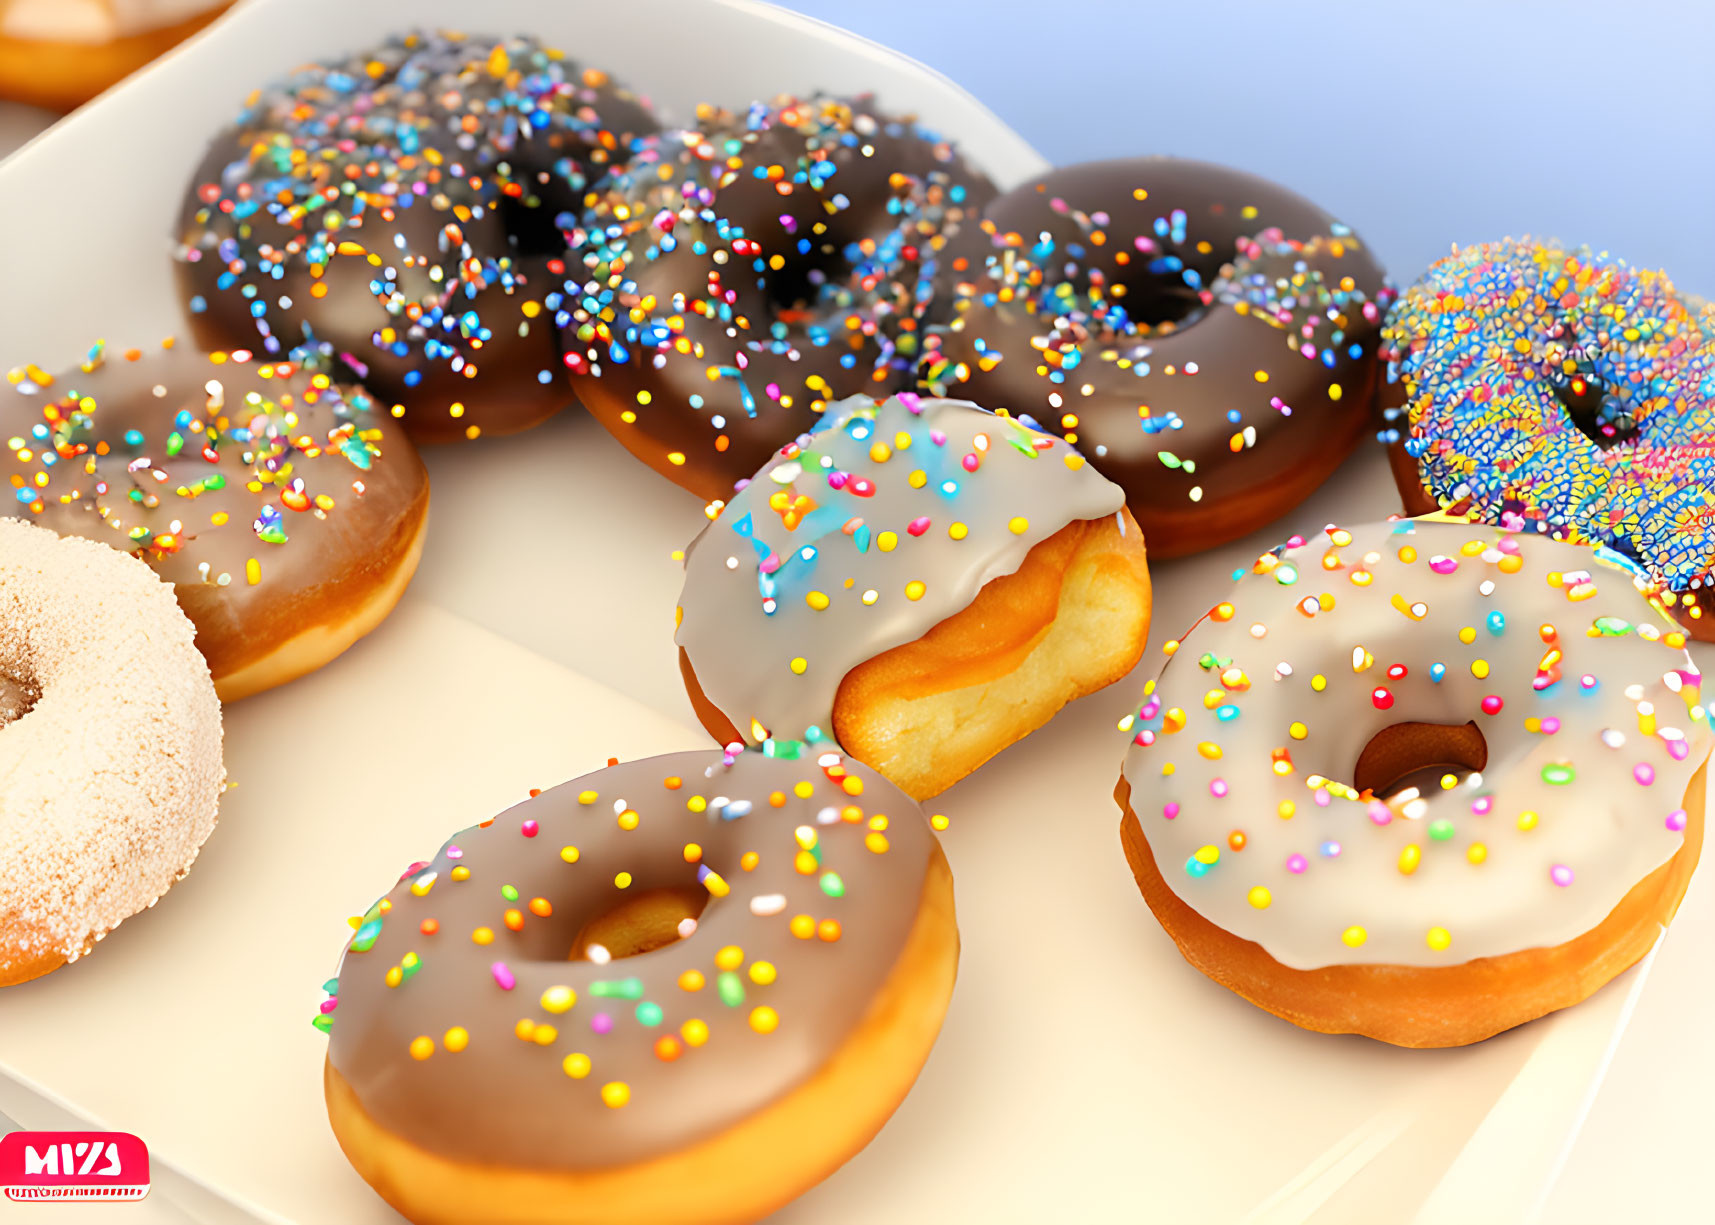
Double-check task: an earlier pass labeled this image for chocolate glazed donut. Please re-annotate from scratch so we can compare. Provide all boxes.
[176,32,659,444]
[565,96,995,503]
[922,158,1395,557]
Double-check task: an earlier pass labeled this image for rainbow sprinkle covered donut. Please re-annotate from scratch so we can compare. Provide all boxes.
[1116,517,1712,1047]
[1381,239,1715,638]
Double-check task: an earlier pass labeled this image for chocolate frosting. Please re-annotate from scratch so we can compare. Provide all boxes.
[321,748,942,1170]
[1,342,426,680]
[175,31,659,443]
[922,157,1395,555]
[565,96,995,501]
[676,393,1126,745]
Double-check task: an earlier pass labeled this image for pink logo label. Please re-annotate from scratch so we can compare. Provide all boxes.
[0,1131,150,1201]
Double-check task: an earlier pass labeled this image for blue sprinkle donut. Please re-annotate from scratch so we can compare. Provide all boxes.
[1381,238,1715,638]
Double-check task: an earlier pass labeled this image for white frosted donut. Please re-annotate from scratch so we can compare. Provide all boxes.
[1117,517,1714,1046]
[0,518,224,986]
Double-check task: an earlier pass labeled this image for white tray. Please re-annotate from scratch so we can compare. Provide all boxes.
[0,2,1690,1223]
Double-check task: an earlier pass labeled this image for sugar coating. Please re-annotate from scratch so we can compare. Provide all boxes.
[0,519,224,973]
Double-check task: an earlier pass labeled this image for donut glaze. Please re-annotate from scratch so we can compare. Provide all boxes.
[319,748,950,1172]
[1120,518,1711,971]
[566,96,995,501]
[2,341,428,699]
[176,31,659,443]
[676,393,1127,747]
[1380,239,1715,639]
[921,158,1395,556]
[1,518,224,987]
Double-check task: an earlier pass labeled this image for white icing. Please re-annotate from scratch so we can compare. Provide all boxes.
[1121,518,1712,970]
[677,393,1125,745]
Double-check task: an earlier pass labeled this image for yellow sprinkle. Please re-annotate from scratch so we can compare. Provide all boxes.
[443,1027,469,1053]
[868,442,891,463]
[1467,842,1488,865]
[601,1082,631,1108]
[1341,926,1367,948]
[1289,721,1308,740]
[541,986,576,1014]
[562,1052,591,1079]
[1311,674,1327,692]
[245,558,261,585]
[614,872,633,889]
[1277,801,1295,819]
[749,1006,780,1034]
[1328,383,1342,401]
[681,1018,709,1047]
[618,809,640,830]
[905,580,926,601]
[1197,742,1223,760]
[1426,927,1452,952]
[1459,626,1477,644]
[790,657,808,675]
[1517,810,1539,831]
[1398,844,1421,875]
[560,846,580,864]
[877,531,898,552]
[409,1036,434,1060]
[749,961,777,985]
[1008,516,1030,534]
[1247,886,1271,909]
[472,927,495,946]
[806,591,830,611]
[715,945,744,971]
[908,469,928,488]
[679,970,705,992]
[1471,659,1490,679]
[702,870,729,897]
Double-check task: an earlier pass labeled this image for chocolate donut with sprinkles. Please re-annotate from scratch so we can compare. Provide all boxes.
[1381,238,1715,640]
[1115,518,1712,1047]
[921,158,1396,556]
[676,393,1152,800]
[176,30,659,443]
[565,94,995,502]
[318,747,956,1225]
[3,340,428,701]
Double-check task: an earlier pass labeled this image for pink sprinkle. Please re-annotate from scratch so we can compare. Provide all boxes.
[1668,739,1690,761]
[759,553,782,575]
[521,820,539,838]
[1286,854,1308,874]
[1472,796,1493,816]
[1135,730,1156,747]
[491,962,516,991]
[1540,716,1561,733]
[591,1013,613,1035]
[962,454,979,472]
[1372,687,1394,711]
[1667,809,1689,832]
[1550,864,1575,887]
[1367,801,1392,826]
[1580,674,1598,689]
[1210,780,1228,798]
[907,517,931,536]
[319,999,339,1014]
[1140,700,1161,719]
[1429,556,1458,575]
[827,472,849,490]
[1314,789,1332,808]
[1634,763,1656,786]
[765,382,782,402]
[1162,802,1180,820]
[446,846,463,860]
[1481,695,1504,715]
[929,429,948,446]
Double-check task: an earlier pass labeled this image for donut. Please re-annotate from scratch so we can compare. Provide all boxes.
[920,157,1396,557]
[565,94,996,502]
[1,518,224,987]
[317,747,956,1225]
[1114,517,1712,1047]
[175,30,659,443]
[1380,238,1715,640]
[677,392,1151,800]
[0,1,232,110]
[2,340,429,701]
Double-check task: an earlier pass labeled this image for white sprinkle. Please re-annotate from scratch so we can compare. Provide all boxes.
[749,894,787,917]
[586,944,612,965]
[677,918,699,938]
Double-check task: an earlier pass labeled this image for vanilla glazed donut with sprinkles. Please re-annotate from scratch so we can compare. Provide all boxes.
[176,30,659,443]
[921,157,1396,556]
[1115,517,1711,1047]
[676,392,1151,800]
[1380,238,1715,640]
[317,747,956,1225]
[565,95,995,502]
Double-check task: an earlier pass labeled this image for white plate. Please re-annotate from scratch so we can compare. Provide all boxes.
[0,2,1680,1223]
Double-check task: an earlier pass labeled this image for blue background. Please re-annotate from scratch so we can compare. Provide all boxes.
[778,0,1715,295]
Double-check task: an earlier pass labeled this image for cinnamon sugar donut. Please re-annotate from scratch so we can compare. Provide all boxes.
[1116,517,1711,1046]
[1,518,224,987]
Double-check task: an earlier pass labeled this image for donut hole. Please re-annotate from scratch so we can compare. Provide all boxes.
[1554,374,1636,449]
[0,664,40,728]
[568,885,708,962]
[1353,720,1488,802]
